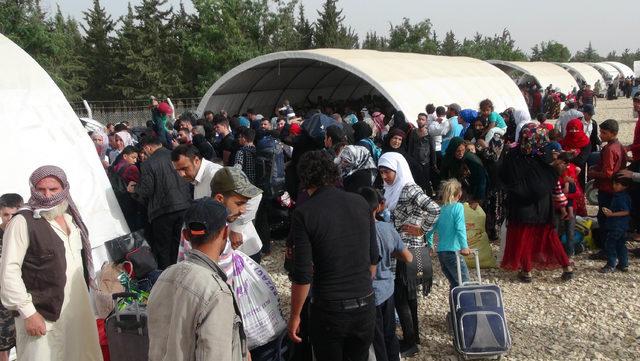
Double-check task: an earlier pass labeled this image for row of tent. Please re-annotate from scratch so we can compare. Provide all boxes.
[197,49,638,126]
[0,33,637,262]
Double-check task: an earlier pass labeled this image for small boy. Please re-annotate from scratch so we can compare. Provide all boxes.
[599,174,631,273]
[0,193,23,238]
[545,128,563,157]
[553,153,577,257]
[233,126,257,185]
[358,187,413,361]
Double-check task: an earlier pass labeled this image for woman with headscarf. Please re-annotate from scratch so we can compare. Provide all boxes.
[109,130,135,164]
[500,124,574,283]
[459,109,478,140]
[334,144,377,193]
[90,130,109,169]
[378,152,440,356]
[440,137,489,203]
[514,109,536,142]
[382,129,429,192]
[560,118,592,193]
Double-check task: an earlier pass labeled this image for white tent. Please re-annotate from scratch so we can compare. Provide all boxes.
[0,34,129,266]
[558,62,606,94]
[603,61,635,78]
[197,49,528,124]
[588,62,620,82]
[488,60,578,95]
[635,61,640,78]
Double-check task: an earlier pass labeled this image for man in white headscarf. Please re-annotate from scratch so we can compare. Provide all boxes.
[0,166,102,360]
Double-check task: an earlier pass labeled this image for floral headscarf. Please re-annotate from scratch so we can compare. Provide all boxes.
[518,123,549,156]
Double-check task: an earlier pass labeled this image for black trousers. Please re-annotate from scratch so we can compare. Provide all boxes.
[373,296,400,361]
[255,197,272,254]
[394,282,420,347]
[309,301,375,361]
[150,210,185,269]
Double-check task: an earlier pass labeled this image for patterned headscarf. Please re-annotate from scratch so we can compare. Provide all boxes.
[27,166,94,286]
[518,123,549,156]
[335,145,376,179]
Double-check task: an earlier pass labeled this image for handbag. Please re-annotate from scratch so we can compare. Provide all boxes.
[408,246,433,297]
[124,246,158,279]
[104,230,148,263]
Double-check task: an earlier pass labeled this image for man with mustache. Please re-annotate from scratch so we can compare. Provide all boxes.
[0,166,101,360]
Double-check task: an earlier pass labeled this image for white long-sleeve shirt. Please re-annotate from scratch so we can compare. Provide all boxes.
[427,117,451,152]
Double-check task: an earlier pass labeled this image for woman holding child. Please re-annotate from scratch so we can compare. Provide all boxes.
[500,124,574,283]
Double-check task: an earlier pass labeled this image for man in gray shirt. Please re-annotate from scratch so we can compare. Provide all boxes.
[147,198,248,361]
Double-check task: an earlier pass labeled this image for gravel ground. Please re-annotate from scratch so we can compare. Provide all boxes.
[263,98,640,361]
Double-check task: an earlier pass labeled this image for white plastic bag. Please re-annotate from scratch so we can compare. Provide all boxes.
[231,250,286,349]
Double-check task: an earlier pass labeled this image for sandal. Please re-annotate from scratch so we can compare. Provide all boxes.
[518,272,532,283]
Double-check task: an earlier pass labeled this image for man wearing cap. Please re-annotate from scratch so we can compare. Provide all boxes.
[147,198,248,361]
[210,167,264,263]
[0,166,101,360]
[288,150,379,361]
[627,92,640,161]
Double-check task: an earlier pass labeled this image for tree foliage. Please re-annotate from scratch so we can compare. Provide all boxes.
[530,41,571,62]
[1,0,637,102]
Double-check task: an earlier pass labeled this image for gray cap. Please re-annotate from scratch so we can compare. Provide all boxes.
[210,167,262,199]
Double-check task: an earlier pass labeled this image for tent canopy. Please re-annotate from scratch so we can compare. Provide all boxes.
[0,34,128,262]
[558,62,606,93]
[488,60,578,95]
[588,62,620,82]
[603,61,635,78]
[198,49,528,124]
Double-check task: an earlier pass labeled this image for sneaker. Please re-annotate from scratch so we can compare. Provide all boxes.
[589,251,607,260]
[616,265,629,272]
[518,272,532,283]
[400,344,419,358]
[599,266,615,274]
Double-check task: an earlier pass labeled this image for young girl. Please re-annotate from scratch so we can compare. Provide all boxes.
[434,179,472,289]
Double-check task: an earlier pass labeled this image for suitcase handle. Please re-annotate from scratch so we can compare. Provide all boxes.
[455,249,481,286]
[111,292,144,336]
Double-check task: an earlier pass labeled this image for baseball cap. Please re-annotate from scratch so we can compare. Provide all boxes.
[210,167,262,198]
[446,103,462,113]
[183,198,228,238]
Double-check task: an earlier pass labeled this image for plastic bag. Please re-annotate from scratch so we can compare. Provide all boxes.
[463,203,497,268]
[231,250,286,349]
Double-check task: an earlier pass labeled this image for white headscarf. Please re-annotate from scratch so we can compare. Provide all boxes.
[115,131,135,148]
[513,110,535,142]
[378,152,414,211]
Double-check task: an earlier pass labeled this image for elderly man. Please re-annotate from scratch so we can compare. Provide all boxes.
[0,166,101,360]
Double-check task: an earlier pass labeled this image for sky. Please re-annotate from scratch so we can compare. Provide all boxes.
[45,0,640,56]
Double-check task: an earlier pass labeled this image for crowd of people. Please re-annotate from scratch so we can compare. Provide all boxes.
[1,88,639,361]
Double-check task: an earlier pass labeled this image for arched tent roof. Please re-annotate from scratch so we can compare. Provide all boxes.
[603,61,635,78]
[558,62,606,90]
[588,62,619,82]
[488,60,578,94]
[0,34,128,265]
[197,49,528,124]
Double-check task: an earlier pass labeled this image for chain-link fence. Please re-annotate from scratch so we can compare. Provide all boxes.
[70,98,201,127]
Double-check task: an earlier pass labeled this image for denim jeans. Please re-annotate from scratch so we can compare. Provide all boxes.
[554,212,576,257]
[604,229,629,268]
[438,251,470,289]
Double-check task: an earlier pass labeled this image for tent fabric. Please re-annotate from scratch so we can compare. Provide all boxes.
[488,60,579,95]
[603,61,635,78]
[558,63,606,91]
[197,49,529,125]
[588,62,620,82]
[0,34,129,267]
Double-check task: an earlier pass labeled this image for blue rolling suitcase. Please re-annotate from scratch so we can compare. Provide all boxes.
[448,250,511,360]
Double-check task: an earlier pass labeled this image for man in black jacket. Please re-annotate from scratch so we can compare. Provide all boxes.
[128,135,191,269]
[287,150,379,361]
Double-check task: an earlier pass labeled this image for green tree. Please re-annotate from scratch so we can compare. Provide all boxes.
[294,3,313,49]
[460,29,525,61]
[530,40,571,62]
[81,0,115,99]
[264,0,302,51]
[387,18,438,54]
[362,31,388,50]
[167,1,198,97]
[313,0,358,49]
[439,30,460,56]
[572,42,602,62]
[110,4,143,98]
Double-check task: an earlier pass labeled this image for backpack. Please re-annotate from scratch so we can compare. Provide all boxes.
[255,136,286,198]
[359,138,382,163]
[107,164,128,197]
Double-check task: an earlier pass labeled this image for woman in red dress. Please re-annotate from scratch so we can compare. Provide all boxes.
[500,124,574,282]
